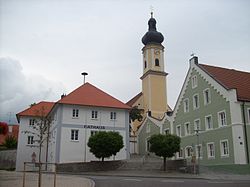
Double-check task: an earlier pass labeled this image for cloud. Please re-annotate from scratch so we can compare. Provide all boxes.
[0,57,65,123]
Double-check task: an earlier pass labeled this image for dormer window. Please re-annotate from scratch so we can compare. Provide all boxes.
[155,58,159,66]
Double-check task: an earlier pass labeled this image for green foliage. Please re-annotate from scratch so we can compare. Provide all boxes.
[149,134,180,158]
[129,106,143,122]
[149,134,180,171]
[87,131,124,161]
[4,135,17,149]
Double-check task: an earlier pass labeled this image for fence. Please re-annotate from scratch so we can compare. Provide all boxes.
[22,162,57,187]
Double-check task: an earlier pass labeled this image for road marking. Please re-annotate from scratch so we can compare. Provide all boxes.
[161,179,184,183]
[123,178,142,182]
[208,181,233,184]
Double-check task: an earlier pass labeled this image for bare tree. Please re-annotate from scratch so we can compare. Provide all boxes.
[22,106,53,187]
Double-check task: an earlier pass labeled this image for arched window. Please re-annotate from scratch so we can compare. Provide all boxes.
[155,58,159,66]
[144,61,147,69]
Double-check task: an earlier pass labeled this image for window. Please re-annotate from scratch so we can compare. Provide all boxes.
[91,130,98,136]
[144,61,147,69]
[207,142,215,158]
[29,119,35,126]
[196,144,202,159]
[220,140,229,157]
[185,146,193,158]
[165,128,170,135]
[205,115,213,130]
[146,139,151,152]
[194,119,200,131]
[191,75,198,88]
[247,108,250,123]
[218,111,226,127]
[72,109,79,118]
[91,110,98,119]
[155,58,159,66]
[110,112,116,120]
[71,129,79,141]
[183,98,189,113]
[203,88,211,105]
[193,94,199,109]
[146,123,150,133]
[185,122,190,136]
[176,125,181,137]
[177,148,183,158]
[27,136,34,145]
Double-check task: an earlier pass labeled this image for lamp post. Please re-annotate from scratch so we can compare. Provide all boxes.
[81,72,88,84]
[194,129,202,174]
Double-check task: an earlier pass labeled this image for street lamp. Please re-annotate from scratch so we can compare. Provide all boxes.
[194,129,202,174]
[81,72,88,84]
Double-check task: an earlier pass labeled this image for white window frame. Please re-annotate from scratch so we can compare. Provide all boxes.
[205,115,213,130]
[203,88,211,105]
[184,122,190,136]
[176,125,181,137]
[29,119,35,126]
[191,75,198,88]
[110,112,117,120]
[177,148,183,159]
[146,137,151,152]
[194,119,200,131]
[183,98,189,113]
[185,146,193,158]
[72,108,79,118]
[207,142,215,159]
[218,110,227,127]
[247,108,250,123]
[193,94,199,110]
[91,130,98,136]
[27,135,34,145]
[164,128,170,135]
[196,144,203,159]
[71,129,79,141]
[220,139,229,157]
[91,110,98,119]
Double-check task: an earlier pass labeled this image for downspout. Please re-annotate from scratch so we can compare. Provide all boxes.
[242,101,249,164]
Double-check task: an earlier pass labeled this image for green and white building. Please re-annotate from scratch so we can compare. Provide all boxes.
[136,56,250,165]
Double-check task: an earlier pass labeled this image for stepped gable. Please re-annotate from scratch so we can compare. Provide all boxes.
[200,64,250,101]
[58,82,131,110]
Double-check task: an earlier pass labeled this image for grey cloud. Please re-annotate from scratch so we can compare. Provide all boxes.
[0,57,65,123]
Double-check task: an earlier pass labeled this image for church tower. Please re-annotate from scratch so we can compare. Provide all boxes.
[141,13,168,119]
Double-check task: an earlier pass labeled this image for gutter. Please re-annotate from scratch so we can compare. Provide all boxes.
[242,101,250,164]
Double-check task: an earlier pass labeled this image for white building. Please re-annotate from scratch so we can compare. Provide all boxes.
[16,82,131,171]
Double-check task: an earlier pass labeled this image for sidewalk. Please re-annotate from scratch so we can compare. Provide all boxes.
[75,169,250,181]
[0,170,95,187]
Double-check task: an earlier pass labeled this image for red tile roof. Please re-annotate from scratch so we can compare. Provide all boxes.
[58,82,131,110]
[16,101,55,122]
[126,92,143,107]
[199,64,250,101]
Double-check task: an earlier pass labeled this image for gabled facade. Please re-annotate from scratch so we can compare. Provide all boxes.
[137,56,250,165]
[16,83,131,171]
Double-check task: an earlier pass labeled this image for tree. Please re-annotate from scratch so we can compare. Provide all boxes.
[22,106,52,187]
[87,131,124,161]
[0,122,8,135]
[129,106,143,122]
[149,134,180,171]
[4,135,17,149]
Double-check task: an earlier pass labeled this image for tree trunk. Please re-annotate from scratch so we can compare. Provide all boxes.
[163,157,166,171]
[102,157,104,162]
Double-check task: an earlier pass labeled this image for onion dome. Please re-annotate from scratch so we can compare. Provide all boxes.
[142,13,164,45]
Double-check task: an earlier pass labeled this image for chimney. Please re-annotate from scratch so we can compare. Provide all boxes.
[189,56,198,64]
[61,94,66,99]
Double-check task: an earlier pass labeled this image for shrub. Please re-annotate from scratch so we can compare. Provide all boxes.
[4,135,17,149]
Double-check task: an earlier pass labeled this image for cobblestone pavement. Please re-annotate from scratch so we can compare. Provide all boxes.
[0,170,95,187]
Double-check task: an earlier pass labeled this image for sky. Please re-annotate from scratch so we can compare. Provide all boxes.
[0,0,250,124]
